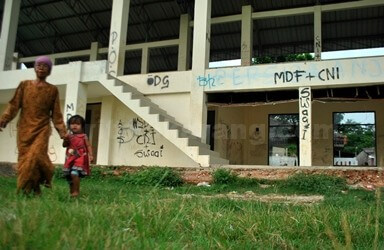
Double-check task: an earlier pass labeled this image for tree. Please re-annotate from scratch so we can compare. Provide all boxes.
[252,53,314,65]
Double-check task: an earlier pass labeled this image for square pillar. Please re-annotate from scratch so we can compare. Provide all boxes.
[97,96,114,165]
[90,42,101,61]
[141,47,150,74]
[108,0,130,76]
[299,87,312,166]
[191,0,212,141]
[178,14,192,71]
[314,5,322,61]
[0,0,21,71]
[64,62,87,122]
[241,5,253,66]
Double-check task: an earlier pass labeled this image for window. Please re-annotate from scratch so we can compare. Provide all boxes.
[333,112,376,166]
[269,114,299,166]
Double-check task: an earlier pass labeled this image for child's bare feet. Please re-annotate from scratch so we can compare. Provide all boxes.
[70,192,79,198]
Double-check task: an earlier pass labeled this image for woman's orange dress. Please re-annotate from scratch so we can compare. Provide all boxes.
[1,80,66,194]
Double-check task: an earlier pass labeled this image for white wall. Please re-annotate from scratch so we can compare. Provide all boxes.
[107,98,198,167]
[0,100,67,164]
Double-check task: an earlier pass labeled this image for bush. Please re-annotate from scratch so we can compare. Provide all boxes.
[124,167,183,187]
[279,174,347,194]
[212,169,238,185]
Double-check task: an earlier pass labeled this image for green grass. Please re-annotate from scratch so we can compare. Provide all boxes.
[0,174,383,249]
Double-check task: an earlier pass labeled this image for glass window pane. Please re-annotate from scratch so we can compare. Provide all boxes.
[270,114,299,126]
[333,112,376,166]
[269,114,299,166]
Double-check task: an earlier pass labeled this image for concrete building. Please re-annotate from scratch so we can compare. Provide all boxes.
[0,0,383,168]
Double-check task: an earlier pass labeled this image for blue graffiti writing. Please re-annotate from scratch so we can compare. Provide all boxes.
[197,74,215,88]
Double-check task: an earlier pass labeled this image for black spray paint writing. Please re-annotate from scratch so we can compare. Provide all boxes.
[147,75,169,89]
[274,67,340,84]
[108,31,118,75]
[134,145,164,158]
[66,103,74,121]
[315,35,321,60]
[116,118,164,158]
[133,117,156,148]
[299,87,311,140]
[117,120,136,146]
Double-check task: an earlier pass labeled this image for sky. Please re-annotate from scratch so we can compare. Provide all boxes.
[208,47,384,68]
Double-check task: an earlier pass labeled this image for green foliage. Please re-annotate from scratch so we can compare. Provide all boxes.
[0,176,382,249]
[212,169,238,185]
[123,167,183,187]
[252,53,314,64]
[279,174,347,194]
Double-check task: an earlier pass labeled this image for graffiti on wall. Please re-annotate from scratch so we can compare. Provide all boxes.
[117,119,136,145]
[315,35,321,60]
[116,117,164,158]
[108,31,118,75]
[299,87,311,140]
[274,67,340,84]
[147,75,169,89]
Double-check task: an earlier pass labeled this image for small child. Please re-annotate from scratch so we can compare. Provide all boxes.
[63,115,93,197]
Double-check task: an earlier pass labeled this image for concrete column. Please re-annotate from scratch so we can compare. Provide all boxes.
[241,5,253,66]
[190,0,211,141]
[108,0,130,76]
[64,62,87,123]
[97,96,114,165]
[141,47,149,74]
[90,42,101,61]
[12,52,19,70]
[0,0,21,71]
[178,14,192,71]
[314,5,322,61]
[299,87,312,166]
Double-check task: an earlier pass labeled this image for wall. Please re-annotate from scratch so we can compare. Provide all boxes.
[148,93,191,126]
[108,97,198,167]
[312,99,384,166]
[0,100,67,164]
[213,99,384,166]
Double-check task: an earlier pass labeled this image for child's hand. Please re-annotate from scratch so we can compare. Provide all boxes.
[89,155,94,163]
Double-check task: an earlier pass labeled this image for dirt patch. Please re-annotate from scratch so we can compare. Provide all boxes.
[179,191,324,204]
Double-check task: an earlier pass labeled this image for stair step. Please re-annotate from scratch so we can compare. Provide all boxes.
[100,76,229,167]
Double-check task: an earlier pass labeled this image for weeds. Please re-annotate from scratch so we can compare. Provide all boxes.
[212,168,238,185]
[278,173,347,194]
[122,167,183,187]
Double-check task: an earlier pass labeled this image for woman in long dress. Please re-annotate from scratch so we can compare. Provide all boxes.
[0,56,67,194]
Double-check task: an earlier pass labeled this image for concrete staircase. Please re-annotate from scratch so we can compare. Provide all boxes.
[99,75,229,167]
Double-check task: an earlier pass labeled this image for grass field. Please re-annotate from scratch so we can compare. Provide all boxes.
[0,171,383,249]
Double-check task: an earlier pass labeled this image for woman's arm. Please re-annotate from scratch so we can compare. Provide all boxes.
[0,81,25,131]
